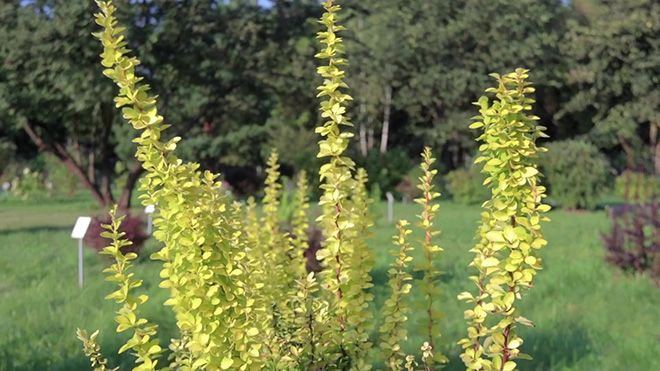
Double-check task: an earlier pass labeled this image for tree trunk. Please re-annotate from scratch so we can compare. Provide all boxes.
[88,151,96,185]
[359,104,368,157]
[650,122,659,175]
[117,164,144,211]
[101,173,114,206]
[359,122,368,157]
[98,102,115,205]
[24,122,108,208]
[380,84,392,154]
[618,134,636,170]
[367,126,374,151]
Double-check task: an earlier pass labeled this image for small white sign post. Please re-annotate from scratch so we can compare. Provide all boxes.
[71,216,91,288]
[145,205,155,235]
[386,192,395,224]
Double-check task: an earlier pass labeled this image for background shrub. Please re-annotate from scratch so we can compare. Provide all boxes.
[355,148,413,195]
[43,155,80,197]
[10,168,50,201]
[541,139,611,209]
[444,165,489,205]
[84,214,148,255]
[0,140,16,177]
[602,201,659,282]
[395,166,422,202]
[614,171,660,203]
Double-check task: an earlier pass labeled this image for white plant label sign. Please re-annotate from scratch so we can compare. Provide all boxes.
[71,216,91,288]
[71,216,91,239]
[145,205,156,234]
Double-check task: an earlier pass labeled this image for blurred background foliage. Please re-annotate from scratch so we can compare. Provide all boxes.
[0,2,658,369]
[0,0,658,210]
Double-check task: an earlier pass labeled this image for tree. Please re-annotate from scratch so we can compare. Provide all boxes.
[118,0,321,179]
[0,0,142,209]
[345,0,412,157]
[560,0,660,173]
[261,0,321,176]
[400,0,566,168]
[343,0,566,169]
[0,0,323,204]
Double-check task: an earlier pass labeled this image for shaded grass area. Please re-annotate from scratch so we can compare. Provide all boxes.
[0,200,658,370]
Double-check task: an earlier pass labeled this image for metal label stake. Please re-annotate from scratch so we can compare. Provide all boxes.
[71,216,92,288]
[386,192,394,224]
[145,205,155,235]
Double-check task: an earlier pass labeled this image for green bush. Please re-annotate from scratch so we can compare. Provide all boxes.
[43,155,80,197]
[614,171,660,202]
[10,168,50,201]
[355,148,413,194]
[445,165,489,205]
[0,140,16,177]
[541,139,611,209]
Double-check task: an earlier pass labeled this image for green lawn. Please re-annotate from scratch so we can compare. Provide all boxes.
[0,199,658,370]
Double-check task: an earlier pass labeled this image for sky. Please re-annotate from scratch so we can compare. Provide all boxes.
[19,0,275,7]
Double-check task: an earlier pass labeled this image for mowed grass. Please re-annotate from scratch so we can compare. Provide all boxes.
[0,199,658,370]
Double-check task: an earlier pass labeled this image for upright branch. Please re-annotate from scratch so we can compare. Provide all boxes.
[93,2,262,368]
[76,329,116,371]
[345,168,375,369]
[291,171,311,278]
[260,150,303,366]
[263,150,283,241]
[76,206,160,371]
[245,196,261,250]
[242,195,275,366]
[290,272,330,369]
[458,69,551,371]
[314,0,357,363]
[262,150,291,301]
[413,147,447,366]
[380,220,415,370]
[100,207,161,370]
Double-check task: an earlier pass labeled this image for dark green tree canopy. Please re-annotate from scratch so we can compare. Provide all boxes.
[0,0,321,202]
[561,0,660,173]
[1,0,656,201]
[344,0,566,168]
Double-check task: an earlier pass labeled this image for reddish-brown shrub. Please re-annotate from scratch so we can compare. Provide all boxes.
[602,200,660,282]
[84,213,148,255]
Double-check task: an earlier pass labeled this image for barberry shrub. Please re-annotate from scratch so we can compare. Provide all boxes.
[458,70,551,371]
[79,1,550,370]
[602,201,659,282]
